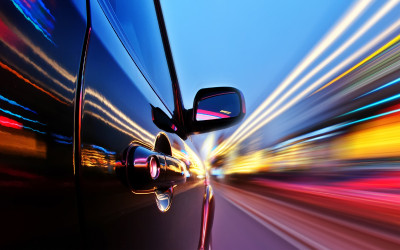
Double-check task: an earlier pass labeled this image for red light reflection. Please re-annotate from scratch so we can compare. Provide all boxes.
[0,116,22,129]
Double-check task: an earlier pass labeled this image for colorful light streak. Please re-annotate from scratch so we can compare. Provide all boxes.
[0,34,74,95]
[341,93,400,117]
[212,0,373,155]
[11,0,56,45]
[0,61,68,104]
[0,116,46,134]
[85,88,155,145]
[0,116,22,129]
[91,144,116,155]
[273,123,345,150]
[212,6,400,158]
[212,25,400,158]
[0,15,76,83]
[337,47,400,98]
[277,105,400,151]
[85,88,155,142]
[51,133,72,141]
[356,76,400,99]
[0,107,45,125]
[85,110,153,149]
[0,94,37,114]
[54,139,72,145]
[303,44,400,121]
[85,99,154,144]
[303,132,341,143]
[341,107,400,128]
[313,33,400,94]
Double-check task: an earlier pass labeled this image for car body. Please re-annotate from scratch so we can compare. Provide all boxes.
[0,0,244,249]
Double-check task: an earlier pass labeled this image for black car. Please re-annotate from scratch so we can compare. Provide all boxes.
[0,0,245,249]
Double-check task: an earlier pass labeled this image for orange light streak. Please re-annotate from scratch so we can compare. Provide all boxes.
[0,61,67,104]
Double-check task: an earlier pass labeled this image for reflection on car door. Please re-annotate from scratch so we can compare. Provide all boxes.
[80,1,206,249]
[0,0,86,248]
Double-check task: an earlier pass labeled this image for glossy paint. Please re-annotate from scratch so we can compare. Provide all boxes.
[0,0,86,247]
[80,1,207,248]
[0,0,213,249]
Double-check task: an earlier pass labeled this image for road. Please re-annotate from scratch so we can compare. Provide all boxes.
[211,189,296,250]
[211,180,400,250]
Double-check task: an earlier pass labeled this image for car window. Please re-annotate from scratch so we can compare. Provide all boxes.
[98,0,175,111]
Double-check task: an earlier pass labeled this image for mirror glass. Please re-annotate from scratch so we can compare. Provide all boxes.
[196,92,240,121]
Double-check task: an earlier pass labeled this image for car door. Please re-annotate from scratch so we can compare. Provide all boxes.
[80,0,208,249]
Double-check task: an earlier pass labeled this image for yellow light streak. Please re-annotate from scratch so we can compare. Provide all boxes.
[314,34,400,94]
[85,111,154,148]
[85,88,156,141]
[334,114,400,159]
[85,100,154,143]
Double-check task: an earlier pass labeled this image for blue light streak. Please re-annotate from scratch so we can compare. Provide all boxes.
[303,132,341,143]
[54,139,72,144]
[355,77,400,99]
[91,145,115,155]
[11,0,56,45]
[51,133,72,141]
[341,108,400,128]
[274,123,345,150]
[276,107,400,151]
[22,125,46,134]
[0,94,37,114]
[342,93,400,116]
[0,107,45,125]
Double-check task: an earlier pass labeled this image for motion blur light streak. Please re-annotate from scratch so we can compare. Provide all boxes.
[342,106,400,128]
[335,111,400,159]
[357,76,400,98]
[212,28,400,157]
[213,0,372,156]
[258,0,400,123]
[341,93,400,116]
[0,107,45,125]
[0,94,37,114]
[313,33,400,94]
[85,88,155,141]
[0,116,22,129]
[0,61,68,104]
[85,111,153,148]
[0,14,76,83]
[11,0,56,45]
[0,38,75,95]
[85,99,154,143]
[212,14,400,158]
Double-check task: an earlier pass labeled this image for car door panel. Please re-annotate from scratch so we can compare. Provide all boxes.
[80,1,205,249]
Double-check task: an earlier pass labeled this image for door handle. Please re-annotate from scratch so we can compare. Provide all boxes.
[125,145,187,193]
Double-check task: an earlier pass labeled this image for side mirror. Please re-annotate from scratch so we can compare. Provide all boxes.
[190,87,245,134]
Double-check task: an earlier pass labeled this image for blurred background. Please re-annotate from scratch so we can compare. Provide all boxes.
[162,0,400,249]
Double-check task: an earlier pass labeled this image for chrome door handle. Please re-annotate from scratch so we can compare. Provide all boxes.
[125,146,186,193]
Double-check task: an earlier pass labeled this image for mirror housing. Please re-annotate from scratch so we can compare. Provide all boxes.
[189,87,245,134]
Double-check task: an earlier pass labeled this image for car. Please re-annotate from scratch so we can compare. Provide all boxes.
[0,0,245,249]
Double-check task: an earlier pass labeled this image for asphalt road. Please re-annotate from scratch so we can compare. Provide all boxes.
[212,190,295,250]
[211,180,400,250]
